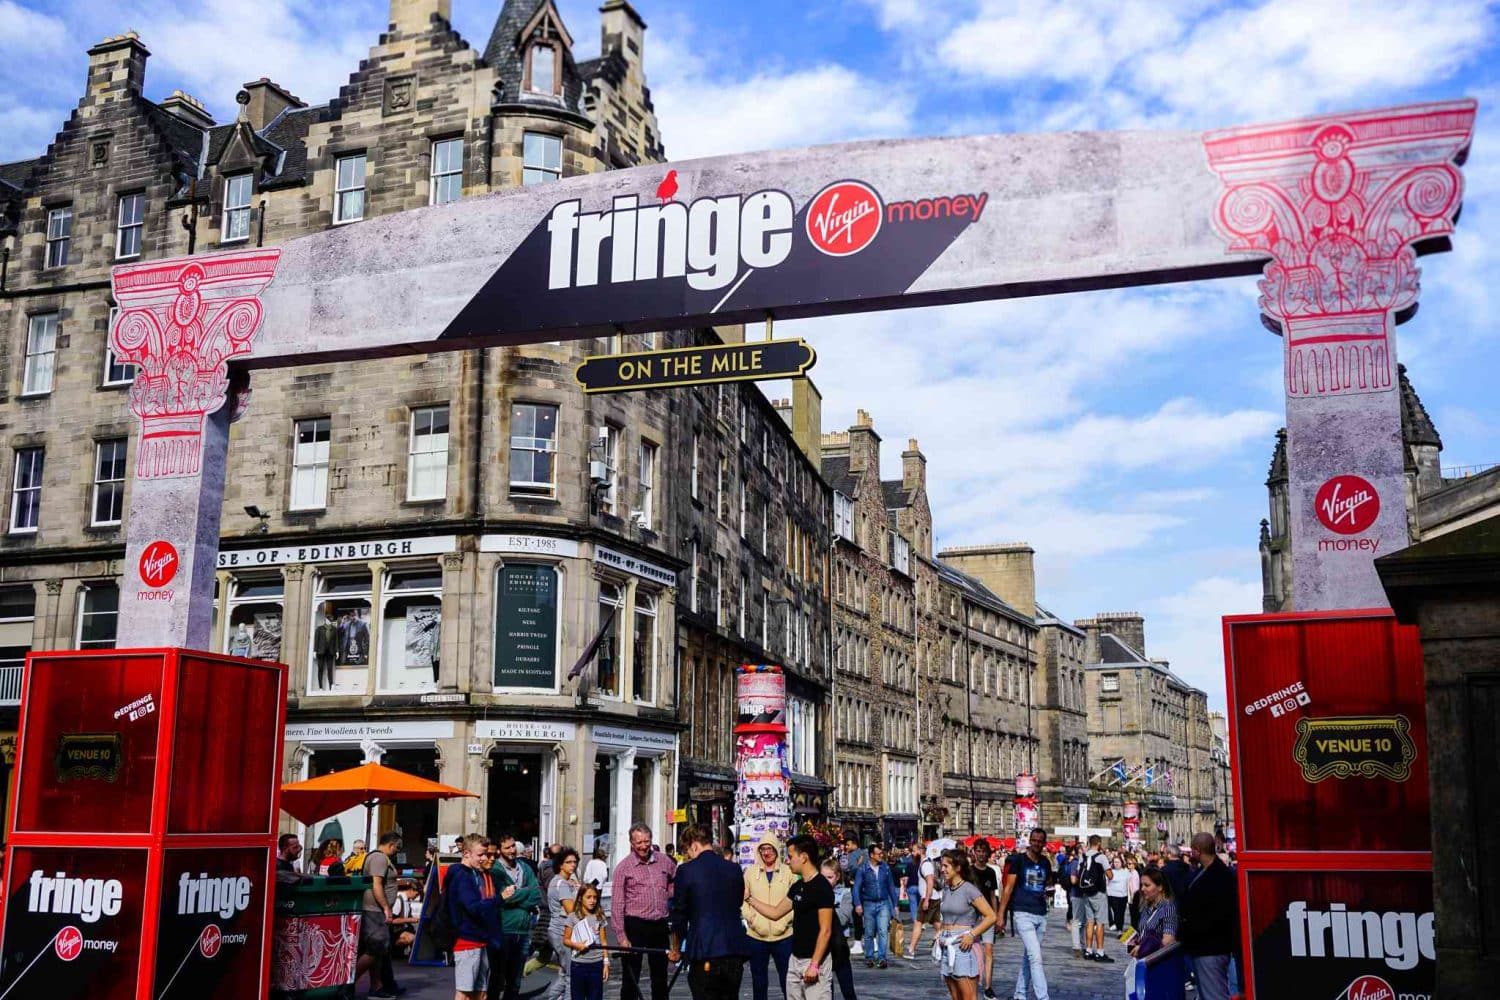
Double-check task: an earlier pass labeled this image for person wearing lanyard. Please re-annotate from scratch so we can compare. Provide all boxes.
[1129,867,1186,1000]
[934,851,997,1000]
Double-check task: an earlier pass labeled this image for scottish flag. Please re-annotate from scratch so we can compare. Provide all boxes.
[1111,759,1129,784]
[1143,765,1156,788]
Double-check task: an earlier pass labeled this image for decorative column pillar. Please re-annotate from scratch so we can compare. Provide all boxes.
[109,249,281,647]
[1204,101,1475,610]
[614,749,637,868]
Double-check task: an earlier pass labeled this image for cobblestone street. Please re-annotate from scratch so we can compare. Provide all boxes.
[388,909,1129,1000]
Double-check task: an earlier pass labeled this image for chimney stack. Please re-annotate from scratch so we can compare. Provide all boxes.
[846,409,881,476]
[159,90,216,129]
[939,543,1036,618]
[86,32,149,103]
[241,79,305,132]
[902,438,926,492]
[1094,612,1146,658]
[389,0,451,34]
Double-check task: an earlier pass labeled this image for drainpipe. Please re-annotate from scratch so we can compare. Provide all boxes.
[1,245,9,293]
[469,348,486,520]
[256,199,267,247]
[964,602,976,832]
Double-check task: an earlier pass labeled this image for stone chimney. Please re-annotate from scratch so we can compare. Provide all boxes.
[939,543,1036,617]
[241,79,305,132]
[846,409,881,477]
[390,0,451,34]
[1095,611,1146,658]
[902,438,926,492]
[159,90,215,129]
[789,378,823,468]
[600,0,646,63]
[86,32,149,103]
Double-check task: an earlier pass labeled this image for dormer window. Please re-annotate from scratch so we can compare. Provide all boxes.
[528,43,557,95]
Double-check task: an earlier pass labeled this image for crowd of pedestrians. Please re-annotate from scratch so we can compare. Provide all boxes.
[276,822,1240,1000]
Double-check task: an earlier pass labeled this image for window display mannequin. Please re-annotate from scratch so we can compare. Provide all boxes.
[229,622,253,658]
[314,603,339,688]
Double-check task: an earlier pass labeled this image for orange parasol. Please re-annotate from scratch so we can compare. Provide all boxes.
[280,761,478,843]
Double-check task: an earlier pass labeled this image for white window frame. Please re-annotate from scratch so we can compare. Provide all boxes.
[429,138,463,206]
[596,581,625,700]
[76,582,119,650]
[522,131,562,185]
[638,440,657,527]
[45,206,71,268]
[377,564,443,694]
[22,313,58,396]
[688,542,699,614]
[690,434,700,499]
[598,424,619,514]
[716,458,729,521]
[632,590,658,705]
[290,417,331,511]
[334,153,367,224]
[407,405,449,501]
[91,438,127,527]
[116,192,144,259]
[222,174,252,242]
[833,492,854,541]
[8,448,44,534]
[528,42,557,94]
[509,402,559,498]
[1102,672,1120,693]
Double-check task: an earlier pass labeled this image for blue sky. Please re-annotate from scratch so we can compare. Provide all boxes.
[3,0,1498,710]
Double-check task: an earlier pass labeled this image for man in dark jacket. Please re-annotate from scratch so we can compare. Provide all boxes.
[1179,832,1239,1000]
[669,824,752,1000]
[851,845,900,968]
[449,834,504,1000]
[1161,844,1193,904]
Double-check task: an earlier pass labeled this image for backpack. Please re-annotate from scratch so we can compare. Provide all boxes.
[1078,852,1107,896]
[424,865,460,953]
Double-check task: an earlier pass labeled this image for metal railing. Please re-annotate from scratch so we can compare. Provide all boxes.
[0,664,22,705]
[1442,462,1499,479]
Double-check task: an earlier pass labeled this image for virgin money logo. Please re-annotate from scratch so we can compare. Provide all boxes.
[1315,475,1379,535]
[806,181,883,257]
[1347,975,1395,1000]
[199,923,222,958]
[55,926,83,961]
[140,541,179,588]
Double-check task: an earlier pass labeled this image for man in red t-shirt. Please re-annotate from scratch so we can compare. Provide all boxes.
[449,833,503,1000]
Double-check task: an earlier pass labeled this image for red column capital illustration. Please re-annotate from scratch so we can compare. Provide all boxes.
[109,249,281,478]
[1203,101,1475,397]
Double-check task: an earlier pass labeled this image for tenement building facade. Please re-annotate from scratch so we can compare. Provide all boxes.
[0,0,832,862]
[1079,613,1217,845]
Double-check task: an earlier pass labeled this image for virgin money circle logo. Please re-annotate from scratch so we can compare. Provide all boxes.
[1315,475,1379,535]
[199,923,222,958]
[806,180,882,257]
[1346,974,1394,1000]
[55,925,83,961]
[139,540,179,588]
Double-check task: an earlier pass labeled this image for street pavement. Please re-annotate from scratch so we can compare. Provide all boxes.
[380,907,1131,1000]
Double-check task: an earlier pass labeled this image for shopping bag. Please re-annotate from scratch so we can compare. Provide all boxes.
[889,918,905,956]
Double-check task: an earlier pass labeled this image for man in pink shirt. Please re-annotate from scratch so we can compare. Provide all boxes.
[611,822,677,1000]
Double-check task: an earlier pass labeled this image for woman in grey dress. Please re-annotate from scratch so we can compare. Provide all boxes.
[545,848,582,1000]
[936,851,997,1000]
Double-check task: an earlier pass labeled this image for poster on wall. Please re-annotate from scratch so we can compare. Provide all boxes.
[404,606,441,672]
[734,667,792,867]
[737,669,787,729]
[493,565,558,689]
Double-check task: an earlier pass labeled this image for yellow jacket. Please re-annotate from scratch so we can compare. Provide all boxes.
[741,836,796,941]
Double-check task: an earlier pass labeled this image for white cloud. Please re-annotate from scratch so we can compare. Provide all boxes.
[649,29,914,160]
[1146,575,1264,707]
[0,0,67,57]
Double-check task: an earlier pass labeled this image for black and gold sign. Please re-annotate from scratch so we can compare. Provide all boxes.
[576,339,816,394]
[1293,715,1416,782]
[56,732,123,783]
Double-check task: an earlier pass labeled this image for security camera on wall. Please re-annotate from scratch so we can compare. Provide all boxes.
[589,461,609,485]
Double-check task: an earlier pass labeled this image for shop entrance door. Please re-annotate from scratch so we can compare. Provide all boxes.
[489,752,544,853]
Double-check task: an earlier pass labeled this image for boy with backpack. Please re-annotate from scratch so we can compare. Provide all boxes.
[439,833,505,1000]
[1075,835,1113,963]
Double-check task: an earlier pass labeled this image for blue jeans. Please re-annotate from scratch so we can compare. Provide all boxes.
[861,903,891,962]
[748,935,793,1000]
[1192,953,1233,1000]
[571,961,604,1000]
[1012,912,1049,1000]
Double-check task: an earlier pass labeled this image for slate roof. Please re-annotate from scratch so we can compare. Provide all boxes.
[1099,633,1149,664]
[485,0,588,112]
[821,455,857,497]
[1035,603,1086,635]
[258,106,323,188]
[1399,364,1442,449]
[881,479,911,511]
[933,558,1031,623]
[0,159,38,191]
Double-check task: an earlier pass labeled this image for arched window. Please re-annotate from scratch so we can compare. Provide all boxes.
[528,42,556,94]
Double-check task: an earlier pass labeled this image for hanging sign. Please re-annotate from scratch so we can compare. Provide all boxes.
[576,339,816,394]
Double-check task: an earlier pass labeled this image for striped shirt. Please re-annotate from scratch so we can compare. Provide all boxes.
[609,849,676,944]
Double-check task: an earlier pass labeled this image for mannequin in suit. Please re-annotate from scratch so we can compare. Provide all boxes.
[314,603,339,688]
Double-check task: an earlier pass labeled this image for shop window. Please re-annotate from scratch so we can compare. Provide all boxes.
[509,403,558,498]
[632,591,656,705]
[9,447,44,534]
[334,153,366,224]
[596,582,622,699]
[523,132,562,185]
[494,563,559,690]
[116,192,144,258]
[45,205,71,268]
[0,586,35,694]
[91,438,127,527]
[77,582,119,649]
[225,575,284,662]
[309,571,372,694]
[407,405,449,501]
[379,566,442,692]
[430,138,463,206]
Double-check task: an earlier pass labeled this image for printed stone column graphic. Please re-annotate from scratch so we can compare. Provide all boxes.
[734,665,793,867]
[109,249,281,648]
[1204,102,1476,610]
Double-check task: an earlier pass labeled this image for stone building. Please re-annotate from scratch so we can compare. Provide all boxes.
[0,0,832,862]
[1035,603,1091,833]
[1260,366,1500,611]
[1079,612,1219,845]
[821,413,922,845]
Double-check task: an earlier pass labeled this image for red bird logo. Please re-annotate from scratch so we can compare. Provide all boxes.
[656,169,678,203]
